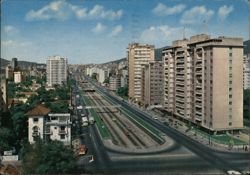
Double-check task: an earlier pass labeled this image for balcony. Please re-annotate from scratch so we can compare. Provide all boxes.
[176,97,184,103]
[59,130,67,135]
[32,132,40,137]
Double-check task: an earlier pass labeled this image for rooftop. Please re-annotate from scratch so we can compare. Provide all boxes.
[25,104,51,116]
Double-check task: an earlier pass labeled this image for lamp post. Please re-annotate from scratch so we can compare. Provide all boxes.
[209,123,211,146]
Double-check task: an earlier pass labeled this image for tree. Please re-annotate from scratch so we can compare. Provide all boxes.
[117,86,128,97]
[244,89,250,119]
[46,102,69,113]
[21,140,78,174]
[12,111,28,150]
[0,127,15,153]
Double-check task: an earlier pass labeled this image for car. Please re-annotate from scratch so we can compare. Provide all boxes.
[227,170,242,175]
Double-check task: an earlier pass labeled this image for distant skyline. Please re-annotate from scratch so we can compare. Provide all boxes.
[1,0,249,64]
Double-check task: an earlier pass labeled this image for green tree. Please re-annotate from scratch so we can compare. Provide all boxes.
[0,127,15,153]
[21,140,78,174]
[244,89,250,119]
[46,102,69,113]
[117,86,128,97]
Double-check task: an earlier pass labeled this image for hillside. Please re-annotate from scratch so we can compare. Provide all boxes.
[0,58,10,68]
[155,46,170,61]
[0,58,45,69]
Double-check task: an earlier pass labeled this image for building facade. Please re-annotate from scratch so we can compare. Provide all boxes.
[46,56,67,87]
[128,43,155,102]
[163,34,243,131]
[26,105,71,145]
[243,54,250,89]
[0,79,7,112]
[143,61,163,107]
[109,76,121,91]
[14,71,22,83]
[11,58,18,70]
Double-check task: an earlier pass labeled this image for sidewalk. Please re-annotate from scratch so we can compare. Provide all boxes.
[149,109,250,153]
[106,88,250,153]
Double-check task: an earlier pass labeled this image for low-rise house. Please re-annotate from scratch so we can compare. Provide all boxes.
[26,104,71,146]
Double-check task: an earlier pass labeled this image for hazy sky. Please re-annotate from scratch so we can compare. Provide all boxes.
[1,0,249,64]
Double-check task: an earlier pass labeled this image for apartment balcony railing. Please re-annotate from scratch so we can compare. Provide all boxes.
[195,110,202,115]
[59,130,67,135]
[32,132,40,137]
[176,97,185,103]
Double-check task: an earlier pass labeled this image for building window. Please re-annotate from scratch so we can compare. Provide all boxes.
[229,53,232,57]
[60,135,65,140]
[229,101,232,105]
[54,127,57,130]
[229,122,232,126]
[33,118,38,123]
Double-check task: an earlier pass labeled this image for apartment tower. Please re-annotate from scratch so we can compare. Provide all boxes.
[128,43,155,102]
[143,61,163,107]
[163,34,243,131]
[46,56,67,87]
[243,54,250,89]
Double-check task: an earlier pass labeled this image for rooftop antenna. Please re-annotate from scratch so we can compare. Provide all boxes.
[183,27,186,39]
[203,19,208,35]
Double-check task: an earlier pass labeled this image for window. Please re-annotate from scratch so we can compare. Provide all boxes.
[60,135,65,139]
[229,53,232,57]
[229,101,232,105]
[229,122,232,126]
[229,94,232,98]
[33,118,38,123]
[54,127,57,130]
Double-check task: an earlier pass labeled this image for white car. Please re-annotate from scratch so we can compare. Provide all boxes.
[227,170,241,175]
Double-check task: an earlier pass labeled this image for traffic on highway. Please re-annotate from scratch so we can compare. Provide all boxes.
[71,72,250,175]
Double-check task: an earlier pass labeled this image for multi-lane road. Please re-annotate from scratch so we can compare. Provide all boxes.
[72,73,249,174]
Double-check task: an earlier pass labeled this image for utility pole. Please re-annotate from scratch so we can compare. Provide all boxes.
[248,0,250,173]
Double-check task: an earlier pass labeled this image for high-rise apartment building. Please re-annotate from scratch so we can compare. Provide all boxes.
[46,56,67,87]
[243,54,250,89]
[11,58,18,70]
[142,61,163,107]
[163,34,243,131]
[128,43,155,102]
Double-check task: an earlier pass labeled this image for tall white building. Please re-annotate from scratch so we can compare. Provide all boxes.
[46,56,67,87]
[163,34,243,131]
[243,54,250,89]
[128,43,155,102]
[14,71,22,83]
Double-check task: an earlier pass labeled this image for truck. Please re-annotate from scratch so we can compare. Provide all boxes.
[79,144,88,155]
[88,116,95,124]
[77,105,83,110]
[82,117,89,126]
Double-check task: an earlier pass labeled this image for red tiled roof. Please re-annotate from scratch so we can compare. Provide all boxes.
[25,104,51,116]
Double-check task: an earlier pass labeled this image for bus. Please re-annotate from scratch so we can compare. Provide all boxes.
[79,144,88,155]
[89,116,95,124]
[82,117,89,126]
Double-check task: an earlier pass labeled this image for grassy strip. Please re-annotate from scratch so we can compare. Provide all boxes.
[243,119,250,127]
[95,88,164,142]
[121,107,165,144]
[81,91,111,140]
[192,128,247,145]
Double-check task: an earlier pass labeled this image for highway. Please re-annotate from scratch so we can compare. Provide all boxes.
[73,74,249,174]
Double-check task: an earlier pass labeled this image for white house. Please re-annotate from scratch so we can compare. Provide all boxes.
[26,104,71,146]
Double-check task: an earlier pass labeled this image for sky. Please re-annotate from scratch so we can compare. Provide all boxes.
[1,0,249,64]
